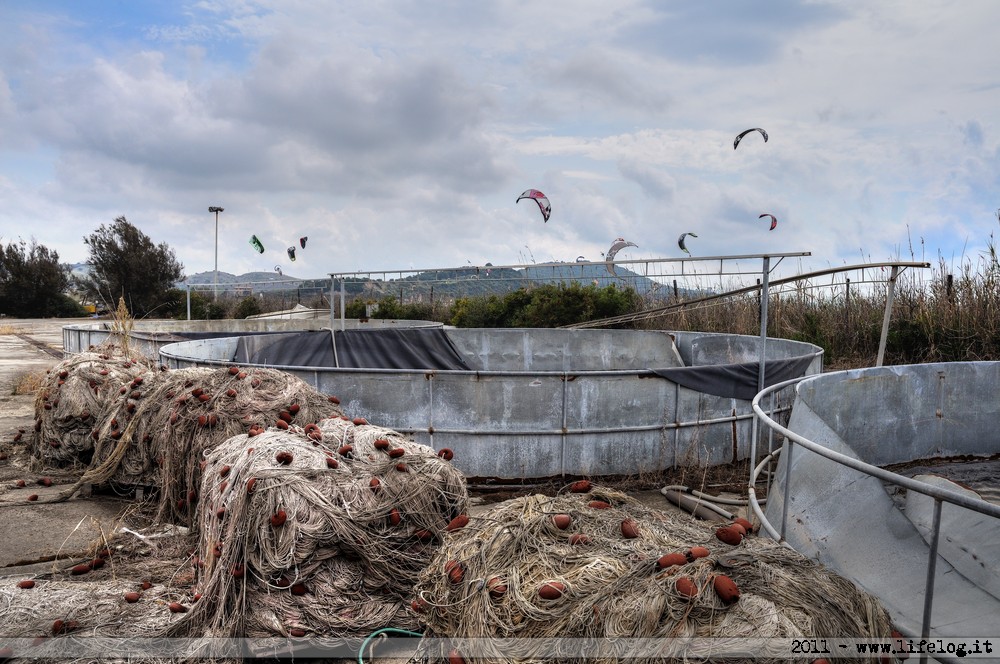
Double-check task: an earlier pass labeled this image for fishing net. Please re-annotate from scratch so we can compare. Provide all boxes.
[31,348,159,470]
[83,365,345,529]
[163,422,467,644]
[413,485,895,664]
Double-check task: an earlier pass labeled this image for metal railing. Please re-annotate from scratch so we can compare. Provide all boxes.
[749,375,1000,663]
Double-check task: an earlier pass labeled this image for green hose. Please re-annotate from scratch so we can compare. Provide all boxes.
[358,627,424,664]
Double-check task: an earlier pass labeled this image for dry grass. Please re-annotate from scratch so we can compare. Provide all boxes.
[0,324,20,335]
[11,369,46,395]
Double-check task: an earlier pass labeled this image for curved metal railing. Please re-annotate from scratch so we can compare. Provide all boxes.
[749,376,1000,660]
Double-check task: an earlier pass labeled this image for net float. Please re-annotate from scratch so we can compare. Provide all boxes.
[445,560,465,585]
[325,457,338,469]
[237,372,247,380]
[411,598,427,613]
[373,438,391,450]
[395,462,409,472]
[588,500,611,510]
[191,388,203,398]
[733,517,754,533]
[197,415,208,427]
[538,581,566,600]
[352,417,368,426]
[89,558,104,570]
[487,576,508,599]
[552,514,572,529]
[52,619,79,635]
[290,583,308,596]
[271,510,287,527]
[569,479,592,493]
[446,514,469,531]
[328,395,340,404]
[15,479,25,487]
[308,430,322,442]
[124,591,141,603]
[687,546,710,561]
[228,366,240,375]
[656,553,688,569]
[275,419,289,430]
[220,465,231,478]
[337,445,353,458]
[276,451,294,465]
[38,477,52,487]
[388,448,405,458]
[675,577,699,599]
[246,478,256,493]
[168,602,188,613]
[27,494,38,501]
[289,627,306,638]
[389,508,402,525]
[216,507,226,520]
[231,564,245,578]
[278,410,292,423]
[369,477,381,493]
[59,370,68,379]
[17,579,35,589]
[70,563,91,575]
[141,580,153,590]
[414,529,435,542]
[130,390,141,399]
[437,448,454,461]
[288,403,300,414]
[569,533,590,545]
[620,518,640,539]
[715,526,743,546]
[713,574,740,605]
[274,575,291,588]
[48,440,61,448]
[226,389,237,398]
[448,649,466,664]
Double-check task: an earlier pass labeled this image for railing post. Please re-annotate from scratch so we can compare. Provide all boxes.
[876,265,900,367]
[919,498,943,664]
[779,440,793,542]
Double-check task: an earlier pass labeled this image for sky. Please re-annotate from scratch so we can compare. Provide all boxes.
[1,0,999,285]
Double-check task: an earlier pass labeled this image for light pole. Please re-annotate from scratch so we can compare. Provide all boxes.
[209,206,224,300]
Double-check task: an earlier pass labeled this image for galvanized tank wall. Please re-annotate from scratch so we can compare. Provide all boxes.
[62,318,441,358]
[157,328,822,479]
[764,362,1000,639]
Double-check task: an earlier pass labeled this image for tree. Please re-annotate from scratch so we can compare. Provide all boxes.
[81,217,184,318]
[0,238,83,317]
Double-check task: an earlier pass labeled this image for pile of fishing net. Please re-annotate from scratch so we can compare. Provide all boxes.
[31,348,159,469]
[0,526,196,656]
[412,484,896,664]
[30,350,347,531]
[163,420,468,643]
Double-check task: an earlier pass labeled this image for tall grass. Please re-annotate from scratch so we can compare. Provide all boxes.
[643,249,1000,371]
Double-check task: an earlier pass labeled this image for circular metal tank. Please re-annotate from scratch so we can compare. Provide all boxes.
[156,328,822,479]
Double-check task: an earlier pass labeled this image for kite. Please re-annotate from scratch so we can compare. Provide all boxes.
[516,189,552,222]
[249,235,265,254]
[274,266,282,276]
[299,236,308,249]
[759,213,778,231]
[605,237,638,276]
[287,246,297,261]
[734,127,768,150]
[678,232,698,255]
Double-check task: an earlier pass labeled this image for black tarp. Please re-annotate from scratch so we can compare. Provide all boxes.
[234,328,472,371]
[649,353,819,400]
